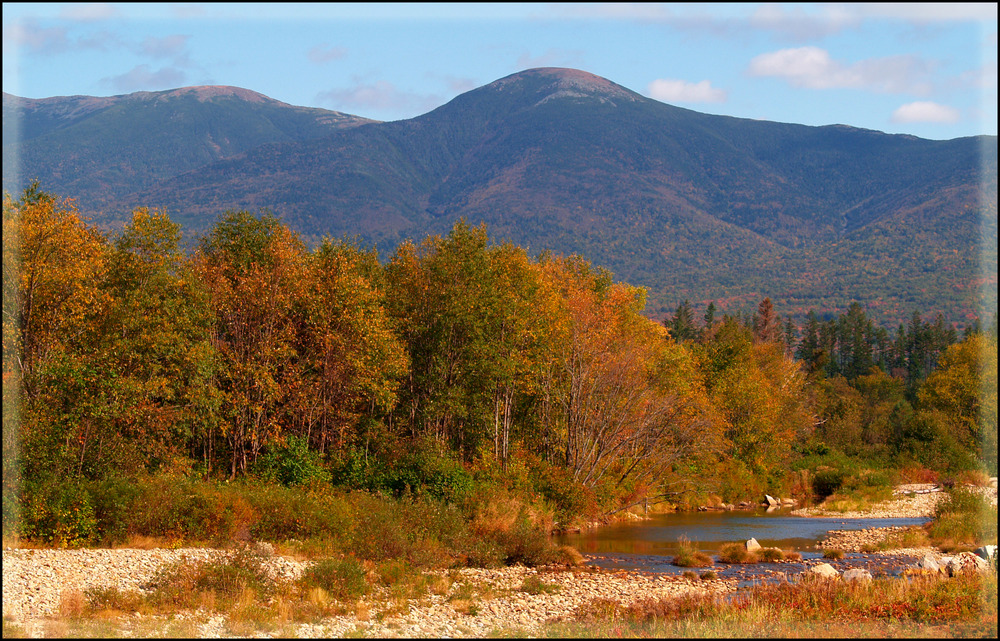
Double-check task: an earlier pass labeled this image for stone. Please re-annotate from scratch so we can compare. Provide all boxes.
[946,551,989,576]
[915,554,941,573]
[765,494,779,507]
[806,563,839,579]
[745,538,762,552]
[780,497,796,505]
[974,545,997,563]
[842,568,872,583]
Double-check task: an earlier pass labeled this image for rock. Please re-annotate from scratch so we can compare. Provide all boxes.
[915,554,942,574]
[765,494,779,507]
[780,498,796,505]
[806,563,839,579]
[842,568,872,583]
[946,552,989,576]
[974,545,997,563]
[745,538,762,552]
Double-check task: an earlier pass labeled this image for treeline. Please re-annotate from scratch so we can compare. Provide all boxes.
[2,185,997,542]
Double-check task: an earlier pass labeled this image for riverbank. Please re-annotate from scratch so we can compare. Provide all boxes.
[1,547,733,638]
[5,483,997,638]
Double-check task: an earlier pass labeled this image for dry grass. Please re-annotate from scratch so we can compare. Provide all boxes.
[718,542,759,564]
[547,570,997,638]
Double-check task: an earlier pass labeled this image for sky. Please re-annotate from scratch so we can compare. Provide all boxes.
[2,3,997,141]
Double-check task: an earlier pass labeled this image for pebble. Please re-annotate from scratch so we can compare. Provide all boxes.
[2,548,734,638]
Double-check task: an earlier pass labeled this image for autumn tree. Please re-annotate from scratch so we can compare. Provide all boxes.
[699,317,812,475]
[536,255,719,493]
[287,237,408,455]
[195,210,306,477]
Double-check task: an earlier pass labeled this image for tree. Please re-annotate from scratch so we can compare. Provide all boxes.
[667,300,697,342]
[918,333,998,473]
[752,297,781,344]
[290,237,408,455]
[195,210,306,477]
[386,221,544,463]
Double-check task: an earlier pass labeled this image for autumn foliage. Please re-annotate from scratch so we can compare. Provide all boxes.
[3,185,996,546]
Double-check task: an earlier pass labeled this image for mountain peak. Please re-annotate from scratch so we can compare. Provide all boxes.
[486,67,641,106]
[129,85,279,104]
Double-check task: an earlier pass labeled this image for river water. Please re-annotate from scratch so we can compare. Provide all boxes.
[556,507,929,583]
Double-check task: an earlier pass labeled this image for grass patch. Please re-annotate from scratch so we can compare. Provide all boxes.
[718,542,758,564]
[520,574,561,595]
[672,537,714,568]
[300,556,370,602]
[823,548,845,560]
[758,547,785,562]
[546,570,997,638]
[928,488,998,549]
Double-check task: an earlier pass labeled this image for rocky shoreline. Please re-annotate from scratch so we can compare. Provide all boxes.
[5,482,996,638]
[1,548,734,638]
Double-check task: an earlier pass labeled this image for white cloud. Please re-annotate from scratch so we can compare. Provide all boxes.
[58,3,121,22]
[647,79,727,103]
[139,34,190,59]
[2,20,72,54]
[308,44,348,64]
[103,64,187,93]
[316,79,442,117]
[748,46,934,94]
[516,49,586,70]
[749,3,860,40]
[891,101,961,123]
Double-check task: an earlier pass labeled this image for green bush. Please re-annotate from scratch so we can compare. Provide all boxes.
[146,547,273,609]
[251,436,330,487]
[928,488,999,547]
[301,556,370,601]
[19,479,97,547]
[88,477,140,545]
[812,468,847,500]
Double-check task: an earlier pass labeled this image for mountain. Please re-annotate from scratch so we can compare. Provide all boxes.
[3,69,996,325]
[2,85,375,212]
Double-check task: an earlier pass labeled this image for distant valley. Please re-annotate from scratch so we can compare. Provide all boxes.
[3,68,996,326]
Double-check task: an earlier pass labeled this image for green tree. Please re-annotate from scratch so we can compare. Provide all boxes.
[918,333,998,473]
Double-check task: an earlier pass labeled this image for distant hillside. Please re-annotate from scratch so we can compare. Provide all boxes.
[2,86,375,214]
[3,69,996,326]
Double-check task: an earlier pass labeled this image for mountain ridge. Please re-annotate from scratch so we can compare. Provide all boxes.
[3,67,996,325]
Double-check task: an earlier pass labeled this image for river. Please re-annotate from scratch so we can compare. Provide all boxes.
[556,507,929,583]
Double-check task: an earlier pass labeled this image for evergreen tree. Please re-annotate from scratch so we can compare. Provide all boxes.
[752,297,780,344]
[668,299,697,342]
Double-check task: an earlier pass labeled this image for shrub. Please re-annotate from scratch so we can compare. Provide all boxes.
[812,468,846,500]
[718,543,758,564]
[672,537,714,568]
[759,547,785,562]
[19,479,97,547]
[521,575,561,595]
[251,436,330,487]
[823,548,845,560]
[300,557,370,602]
[146,548,273,610]
[928,487,998,547]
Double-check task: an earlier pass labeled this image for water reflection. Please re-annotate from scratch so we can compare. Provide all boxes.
[556,508,930,582]
[557,507,929,557]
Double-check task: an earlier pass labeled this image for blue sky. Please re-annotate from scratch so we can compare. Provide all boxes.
[3,3,997,140]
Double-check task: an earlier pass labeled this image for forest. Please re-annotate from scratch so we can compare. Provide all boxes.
[2,184,997,552]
